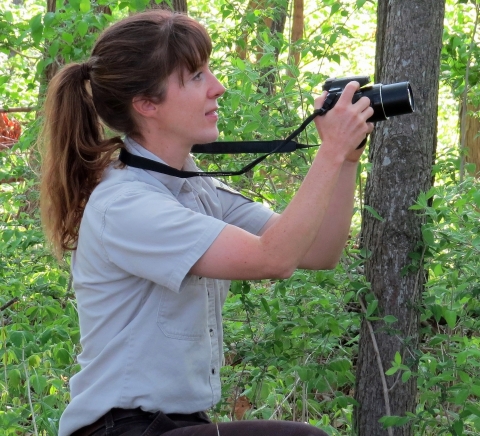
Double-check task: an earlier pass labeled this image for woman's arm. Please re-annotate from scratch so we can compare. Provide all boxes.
[189,82,373,280]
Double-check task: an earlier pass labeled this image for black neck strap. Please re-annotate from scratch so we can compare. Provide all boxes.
[119,101,336,178]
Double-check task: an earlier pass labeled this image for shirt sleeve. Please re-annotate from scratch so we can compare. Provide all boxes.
[213,180,275,235]
[100,186,227,293]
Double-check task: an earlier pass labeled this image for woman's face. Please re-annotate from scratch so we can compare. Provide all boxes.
[153,64,226,149]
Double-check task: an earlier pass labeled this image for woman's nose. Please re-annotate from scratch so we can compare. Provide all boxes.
[210,75,226,98]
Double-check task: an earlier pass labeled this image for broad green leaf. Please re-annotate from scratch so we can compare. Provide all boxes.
[29,13,44,45]
[8,369,22,389]
[443,309,457,329]
[383,315,398,324]
[78,21,89,37]
[62,32,74,44]
[366,299,378,318]
[394,351,402,365]
[80,0,91,13]
[30,375,47,394]
[422,228,435,246]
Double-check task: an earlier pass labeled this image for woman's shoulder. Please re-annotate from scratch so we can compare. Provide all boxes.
[84,164,172,214]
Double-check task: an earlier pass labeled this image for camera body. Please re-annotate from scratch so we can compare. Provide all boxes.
[322,75,415,122]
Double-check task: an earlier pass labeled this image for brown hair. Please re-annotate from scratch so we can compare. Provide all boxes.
[40,10,212,258]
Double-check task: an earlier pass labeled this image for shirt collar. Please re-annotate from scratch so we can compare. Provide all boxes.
[124,137,201,197]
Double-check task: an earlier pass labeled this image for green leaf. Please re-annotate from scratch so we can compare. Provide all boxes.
[471,384,480,398]
[383,315,398,324]
[379,415,410,428]
[260,297,270,315]
[394,351,402,365]
[452,419,463,435]
[79,0,91,13]
[29,13,44,45]
[242,122,260,134]
[55,348,72,365]
[366,299,378,318]
[385,366,398,376]
[443,309,457,329]
[8,369,22,389]
[230,93,241,112]
[474,190,480,208]
[422,228,435,246]
[48,40,60,58]
[77,21,89,37]
[234,58,246,71]
[364,205,385,221]
[62,32,74,44]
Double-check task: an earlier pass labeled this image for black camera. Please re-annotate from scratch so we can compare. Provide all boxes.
[322,75,415,122]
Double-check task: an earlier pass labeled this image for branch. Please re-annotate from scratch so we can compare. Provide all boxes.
[7,47,41,60]
[0,141,18,150]
[0,297,19,312]
[0,107,37,113]
[0,177,25,184]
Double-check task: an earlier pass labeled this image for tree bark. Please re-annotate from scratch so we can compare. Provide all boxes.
[259,0,289,95]
[290,0,304,66]
[354,1,446,435]
[152,0,188,13]
[461,103,480,177]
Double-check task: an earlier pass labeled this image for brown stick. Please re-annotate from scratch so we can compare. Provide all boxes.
[0,107,36,113]
[0,177,25,184]
[1,297,19,312]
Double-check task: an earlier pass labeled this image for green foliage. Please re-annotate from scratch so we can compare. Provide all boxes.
[1,0,479,435]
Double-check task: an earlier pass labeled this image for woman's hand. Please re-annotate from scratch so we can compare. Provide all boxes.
[313,81,374,163]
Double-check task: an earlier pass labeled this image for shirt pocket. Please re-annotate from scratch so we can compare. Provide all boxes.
[156,276,208,341]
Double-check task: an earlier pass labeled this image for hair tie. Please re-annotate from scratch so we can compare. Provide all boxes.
[80,63,91,80]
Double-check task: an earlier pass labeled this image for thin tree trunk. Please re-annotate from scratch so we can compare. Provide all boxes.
[259,0,289,95]
[460,103,480,177]
[290,0,304,66]
[354,1,446,435]
[152,0,188,13]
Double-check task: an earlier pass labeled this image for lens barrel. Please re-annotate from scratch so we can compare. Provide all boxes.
[351,81,415,122]
[380,82,415,119]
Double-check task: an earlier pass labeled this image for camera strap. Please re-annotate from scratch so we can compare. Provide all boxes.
[119,99,337,178]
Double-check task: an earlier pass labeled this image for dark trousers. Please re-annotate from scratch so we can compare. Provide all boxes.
[73,408,329,436]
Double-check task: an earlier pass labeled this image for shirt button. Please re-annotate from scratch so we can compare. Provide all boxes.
[209,329,214,337]
[211,368,216,375]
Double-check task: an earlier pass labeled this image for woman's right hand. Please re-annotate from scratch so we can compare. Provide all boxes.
[313,81,374,163]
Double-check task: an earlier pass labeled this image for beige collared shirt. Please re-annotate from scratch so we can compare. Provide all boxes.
[58,138,274,436]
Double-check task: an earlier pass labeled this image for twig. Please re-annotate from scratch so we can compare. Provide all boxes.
[22,349,39,436]
[0,177,25,184]
[6,47,41,60]
[358,297,394,436]
[0,297,19,311]
[0,107,37,113]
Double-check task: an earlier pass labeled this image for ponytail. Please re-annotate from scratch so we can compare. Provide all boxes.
[39,10,212,259]
[39,63,122,259]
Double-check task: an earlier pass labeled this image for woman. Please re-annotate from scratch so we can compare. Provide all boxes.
[40,9,373,436]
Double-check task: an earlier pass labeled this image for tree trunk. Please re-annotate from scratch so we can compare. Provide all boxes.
[290,0,304,66]
[259,0,289,95]
[152,0,188,13]
[461,103,480,177]
[354,1,446,435]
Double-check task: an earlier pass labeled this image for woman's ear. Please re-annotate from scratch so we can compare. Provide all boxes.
[131,97,158,118]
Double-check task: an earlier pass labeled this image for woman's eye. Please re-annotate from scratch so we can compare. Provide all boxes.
[193,72,202,80]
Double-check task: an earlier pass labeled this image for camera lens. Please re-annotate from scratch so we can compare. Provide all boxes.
[380,82,415,118]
